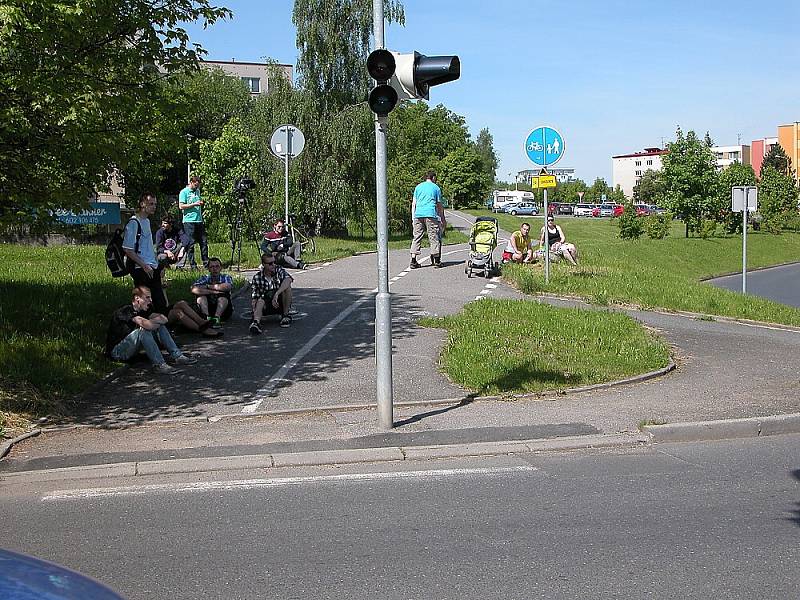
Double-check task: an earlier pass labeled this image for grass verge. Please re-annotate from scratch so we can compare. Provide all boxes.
[473,212,800,326]
[421,299,670,395]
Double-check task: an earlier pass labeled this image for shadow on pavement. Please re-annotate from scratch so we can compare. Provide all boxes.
[70,286,425,426]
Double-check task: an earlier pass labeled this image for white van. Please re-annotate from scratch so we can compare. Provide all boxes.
[492,190,535,212]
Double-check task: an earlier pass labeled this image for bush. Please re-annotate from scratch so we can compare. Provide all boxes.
[644,213,671,239]
[618,202,643,240]
[698,219,718,239]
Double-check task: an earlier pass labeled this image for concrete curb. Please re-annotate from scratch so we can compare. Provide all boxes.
[0,432,648,484]
[642,413,800,443]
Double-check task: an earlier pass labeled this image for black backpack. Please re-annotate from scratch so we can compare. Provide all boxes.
[105,217,142,277]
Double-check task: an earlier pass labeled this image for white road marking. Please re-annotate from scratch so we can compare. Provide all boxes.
[398,271,408,277]
[475,296,485,300]
[485,283,498,289]
[41,466,537,501]
[479,289,491,295]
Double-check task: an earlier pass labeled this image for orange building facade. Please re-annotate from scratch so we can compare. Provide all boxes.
[778,122,800,181]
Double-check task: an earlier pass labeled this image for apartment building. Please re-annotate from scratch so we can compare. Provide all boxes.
[517,167,576,184]
[201,59,293,95]
[778,122,800,181]
[751,137,778,177]
[611,147,666,198]
[711,145,751,170]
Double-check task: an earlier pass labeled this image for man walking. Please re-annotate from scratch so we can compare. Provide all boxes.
[410,171,446,269]
[179,175,208,269]
[123,192,168,314]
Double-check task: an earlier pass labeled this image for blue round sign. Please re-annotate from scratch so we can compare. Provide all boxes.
[525,126,565,167]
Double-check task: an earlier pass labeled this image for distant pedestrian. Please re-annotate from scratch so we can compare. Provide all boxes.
[179,175,209,269]
[123,192,168,314]
[409,171,446,269]
[105,286,196,374]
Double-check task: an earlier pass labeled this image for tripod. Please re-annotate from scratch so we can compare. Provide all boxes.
[228,195,260,271]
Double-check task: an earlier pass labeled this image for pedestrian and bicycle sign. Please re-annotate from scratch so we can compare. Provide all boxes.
[525,126,565,167]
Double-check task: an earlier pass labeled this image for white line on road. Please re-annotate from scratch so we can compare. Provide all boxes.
[41,466,537,501]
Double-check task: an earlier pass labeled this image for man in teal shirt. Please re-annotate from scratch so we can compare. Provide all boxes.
[179,175,208,269]
[409,171,446,269]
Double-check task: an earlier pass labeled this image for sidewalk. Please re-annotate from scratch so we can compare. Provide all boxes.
[3,211,800,479]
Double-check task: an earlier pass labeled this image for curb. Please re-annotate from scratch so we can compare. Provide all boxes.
[642,413,800,443]
[0,432,648,484]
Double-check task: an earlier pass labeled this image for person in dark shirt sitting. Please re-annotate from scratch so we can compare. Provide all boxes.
[105,286,196,374]
[154,217,188,269]
[261,219,306,269]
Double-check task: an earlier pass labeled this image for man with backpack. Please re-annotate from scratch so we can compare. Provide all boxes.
[123,192,168,314]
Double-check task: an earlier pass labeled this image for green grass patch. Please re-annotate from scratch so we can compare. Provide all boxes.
[421,299,670,395]
[472,211,800,326]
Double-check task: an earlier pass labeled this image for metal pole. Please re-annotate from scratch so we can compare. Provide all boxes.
[284,127,291,225]
[542,127,549,284]
[373,0,393,429]
[742,204,747,294]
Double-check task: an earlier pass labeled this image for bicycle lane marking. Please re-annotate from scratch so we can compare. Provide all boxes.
[241,247,471,413]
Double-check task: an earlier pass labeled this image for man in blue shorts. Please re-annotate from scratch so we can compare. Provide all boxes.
[410,171,446,269]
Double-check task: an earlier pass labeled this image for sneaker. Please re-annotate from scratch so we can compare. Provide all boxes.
[210,317,222,329]
[298,261,307,270]
[249,321,262,335]
[171,353,197,365]
[409,258,421,269]
[280,315,292,328]
[432,256,442,268]
[153,362,181,374]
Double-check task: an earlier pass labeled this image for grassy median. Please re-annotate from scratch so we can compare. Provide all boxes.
[422,299,670,395]
[479,213,800,326]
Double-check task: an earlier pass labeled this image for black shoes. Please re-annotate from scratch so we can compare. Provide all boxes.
[409,258,421,269]
[432,255,442,268]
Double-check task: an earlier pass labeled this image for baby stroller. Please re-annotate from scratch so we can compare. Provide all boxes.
[465,216,499,278]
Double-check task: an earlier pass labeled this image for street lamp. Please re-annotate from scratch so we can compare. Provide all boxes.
[185,134,194,184]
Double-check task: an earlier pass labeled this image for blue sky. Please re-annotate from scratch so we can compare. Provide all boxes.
[185,0,798,184]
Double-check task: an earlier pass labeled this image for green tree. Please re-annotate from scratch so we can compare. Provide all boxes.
[0,0,231,225]
[438,146,491,209]
[584,178,611,203]
[194,118,259,241]
[759,165,799,232]
[761,143,793,177]
[632,169,665,205]
[474,128,498,181]
[292,0,404,107]
[661,127,719,236]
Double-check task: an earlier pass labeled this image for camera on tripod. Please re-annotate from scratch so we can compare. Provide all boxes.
[233,177,255,202]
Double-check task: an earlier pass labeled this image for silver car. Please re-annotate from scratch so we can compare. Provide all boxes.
[573,203,595,217]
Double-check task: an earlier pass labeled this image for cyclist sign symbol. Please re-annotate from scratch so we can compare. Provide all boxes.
[525,126,565,167]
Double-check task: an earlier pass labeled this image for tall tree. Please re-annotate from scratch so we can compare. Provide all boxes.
[716,162,757,233]
[0,0,231,225]
[660,127,719,236]
[584,178,611,203]
[758,165,799,232]
[292,0,404,107]
[632,169,665,205]
[438,146,491,209]
[474,128,498,181]
[761,143,794,177]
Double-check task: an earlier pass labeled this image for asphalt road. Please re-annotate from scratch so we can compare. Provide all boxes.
[2,434,798,599]
[708,262,800,307]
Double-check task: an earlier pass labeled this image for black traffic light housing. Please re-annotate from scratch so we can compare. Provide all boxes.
[367,49,398,117]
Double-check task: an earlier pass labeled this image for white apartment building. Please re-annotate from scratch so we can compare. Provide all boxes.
[612,147,666,199]
[517,167,576,184]
[201,59,293,95]
[711,144,751,170]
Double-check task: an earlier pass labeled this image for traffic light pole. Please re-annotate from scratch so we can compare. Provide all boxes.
[373,0,393,429]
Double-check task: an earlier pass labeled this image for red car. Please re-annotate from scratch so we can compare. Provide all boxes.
[634,204,651,217]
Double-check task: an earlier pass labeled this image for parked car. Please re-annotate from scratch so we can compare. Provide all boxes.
[548,202,560,215]
[597,203,624,217]
[557,203,574,215]
[651,205,668,215]
[591,205,601,217]
[633,204,651,217]
[503,201,538,216]
[573,203,595,217]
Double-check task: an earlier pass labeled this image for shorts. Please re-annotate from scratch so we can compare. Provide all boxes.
[254,292,284,315]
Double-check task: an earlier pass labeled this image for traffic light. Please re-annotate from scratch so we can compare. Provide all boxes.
[389,52,460,101]
[367,49,398,117]
[367,49,461,116]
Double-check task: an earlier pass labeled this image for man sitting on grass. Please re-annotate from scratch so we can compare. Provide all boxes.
[249,253,294,334]
[191,257,233,328]
[105,286,196,374]
[502,222,534,264]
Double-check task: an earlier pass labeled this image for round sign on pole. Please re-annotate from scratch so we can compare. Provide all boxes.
[270,124,305,158]
[524,126,565,167]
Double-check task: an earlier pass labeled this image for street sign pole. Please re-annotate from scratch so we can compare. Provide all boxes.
[742,204,747,294]
[732,186,758,295]
[543,129,550,284]
[373,0,393,429]
[284,128,291,225]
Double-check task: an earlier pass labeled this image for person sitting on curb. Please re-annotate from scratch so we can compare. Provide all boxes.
[540,216,578,265]
[191,257,233,328]
[249,253,294,334]
[167,299,222,338]
[155,217,188,270]
[261,218,306,270]
[502,222,534,264]
[105,286,196,374]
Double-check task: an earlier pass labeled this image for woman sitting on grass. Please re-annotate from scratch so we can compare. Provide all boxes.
[540,216,578,265]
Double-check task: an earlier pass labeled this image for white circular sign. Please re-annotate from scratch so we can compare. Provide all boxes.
[270,124,305,159]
